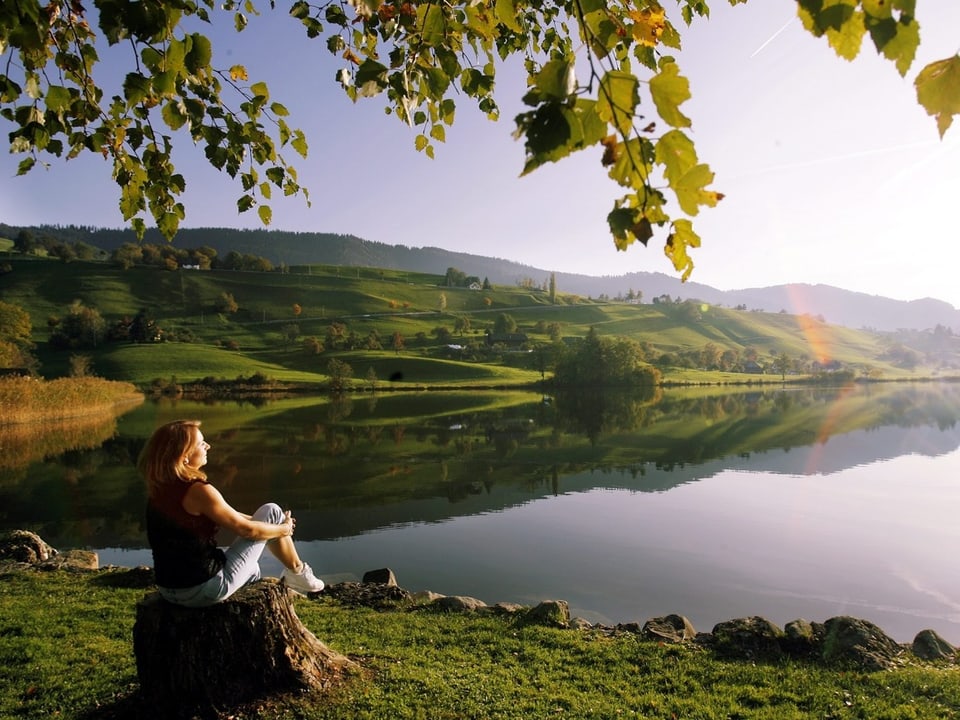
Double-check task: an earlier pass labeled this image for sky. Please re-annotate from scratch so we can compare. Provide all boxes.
[2,2,959,307]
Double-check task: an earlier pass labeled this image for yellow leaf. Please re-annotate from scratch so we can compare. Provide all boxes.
[915,55,960,138]
[229,65,248,81]
[629,6,666,48]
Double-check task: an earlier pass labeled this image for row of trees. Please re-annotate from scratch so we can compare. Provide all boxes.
[110,243,275,273]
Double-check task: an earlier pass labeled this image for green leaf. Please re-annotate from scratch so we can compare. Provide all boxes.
[16,157,36,175]
[258,205,272,225]
[862,0,893,20]
[185,33,212,74]
[123,73,151,106]
[270,102,289,117]
[430,124,446,142]
[606,137,655,192]
[495,0,522,33]
[597,70,638,135]
[355,59,388,98]
[607,207,654,249]
[45,85,72,113]
[674,163,720,216]
[649,58,691,129]
[655,130,697,187]
[237,194,255,213]
[866,15,919,77]
[158,211,180,241]
[531,60,577,102]
[580,7,620,58]
[250,81,269,99]
[291,129,308,157]
[665,219,700,281]
[418,4,446,46]
[915,55,960,138]
[161,101,187,131]
[415,134,429,152]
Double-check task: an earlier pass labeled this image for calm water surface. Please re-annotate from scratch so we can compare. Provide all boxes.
[5,383,959,643]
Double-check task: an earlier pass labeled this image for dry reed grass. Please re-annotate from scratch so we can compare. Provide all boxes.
[0,376,142,425]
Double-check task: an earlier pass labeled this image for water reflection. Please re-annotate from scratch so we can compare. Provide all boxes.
[4,382,960,641]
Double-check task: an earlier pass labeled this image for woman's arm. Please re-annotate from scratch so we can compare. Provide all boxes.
[183,482,292,541]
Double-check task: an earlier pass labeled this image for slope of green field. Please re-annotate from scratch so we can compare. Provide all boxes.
[1,257,954,384]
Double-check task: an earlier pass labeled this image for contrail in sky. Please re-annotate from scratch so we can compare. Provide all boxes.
[750,19,794,58]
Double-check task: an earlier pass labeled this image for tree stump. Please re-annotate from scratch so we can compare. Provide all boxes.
[133,579,356,717]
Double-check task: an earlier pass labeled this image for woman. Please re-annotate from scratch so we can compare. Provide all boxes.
[141,419,324,606]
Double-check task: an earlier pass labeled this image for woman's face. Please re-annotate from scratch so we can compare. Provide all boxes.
[184,429,211,470]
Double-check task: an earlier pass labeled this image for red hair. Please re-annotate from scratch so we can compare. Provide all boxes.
[139,419,207,499]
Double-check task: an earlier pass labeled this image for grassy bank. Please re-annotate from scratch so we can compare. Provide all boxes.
[0,376,142,425]
[0,570,957,719]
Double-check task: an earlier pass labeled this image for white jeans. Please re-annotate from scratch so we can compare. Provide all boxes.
[157,502,282,607]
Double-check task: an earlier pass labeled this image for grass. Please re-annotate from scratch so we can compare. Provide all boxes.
[3,258,950,388]
[0,376,143,424]
[0,569,957,720]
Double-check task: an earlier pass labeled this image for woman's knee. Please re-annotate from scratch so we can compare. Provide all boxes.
[252,502,283,524]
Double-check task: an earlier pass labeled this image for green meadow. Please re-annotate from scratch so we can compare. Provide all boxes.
[2,257,950,387]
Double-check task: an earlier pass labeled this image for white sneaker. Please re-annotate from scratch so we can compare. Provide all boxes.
[282,562,325,595]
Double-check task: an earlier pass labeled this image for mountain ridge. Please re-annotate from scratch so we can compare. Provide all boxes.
[4,224,958,332]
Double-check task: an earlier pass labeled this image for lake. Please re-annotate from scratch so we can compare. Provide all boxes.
[2,382,959,643]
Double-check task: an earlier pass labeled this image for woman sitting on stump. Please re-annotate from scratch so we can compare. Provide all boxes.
[141,419,324,606]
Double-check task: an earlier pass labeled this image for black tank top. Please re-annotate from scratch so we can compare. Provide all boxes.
[146,479,226,588]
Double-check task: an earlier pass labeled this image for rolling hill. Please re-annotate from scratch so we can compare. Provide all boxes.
[3,223,957,333]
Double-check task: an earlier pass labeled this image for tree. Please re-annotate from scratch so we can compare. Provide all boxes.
[215,292,239,314]
[772,352,791,380]
[493,313,517,335]
[549,273,557,304]
[453,315,472,336]
[13,230,35,254]
[3,2,955,280]
[129,308,163,343]
[0,300,37,371]
[326,358,353,393]
[49,300,106,349]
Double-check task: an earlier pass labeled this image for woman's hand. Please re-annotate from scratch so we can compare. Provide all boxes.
[281,510,295,538]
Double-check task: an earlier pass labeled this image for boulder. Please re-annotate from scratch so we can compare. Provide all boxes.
[783,618,826,657]
[432,595,489,613]
[912,629,955,661]
[133,580,356,717]
[642,614,697,643]
[0,529,57,564]
[711,616,785,660]
[523,600,570,628]
[361,567,397,586]
[821,616,903,670]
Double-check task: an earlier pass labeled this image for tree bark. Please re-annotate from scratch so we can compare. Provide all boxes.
[133,579,355,717]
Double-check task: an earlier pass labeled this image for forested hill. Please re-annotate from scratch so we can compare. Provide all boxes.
[4,223,959,333]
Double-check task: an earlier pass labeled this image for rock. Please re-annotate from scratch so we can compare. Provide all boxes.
[432,595,488,613]
[570,617,594,630]
[821,616,903,670]
[39,549,99,572]
[783,618,825,657]
[642,614,697,643]
[492,602,526,615]
[711,616,785,660]
[412,590,445,604]
[133,580,356,717]
[912,629,955,661]
[0,530,57,563]
[325,581,411,609]
[523,600,570,628]
[362,567,397,586]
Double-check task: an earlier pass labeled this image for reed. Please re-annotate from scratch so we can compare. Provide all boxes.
[0,376,143,426]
